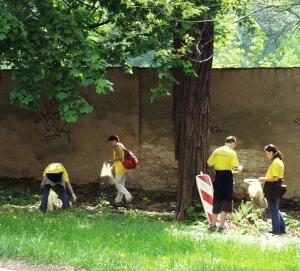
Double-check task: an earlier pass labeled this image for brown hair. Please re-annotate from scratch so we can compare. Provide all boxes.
[108,134,120,142]
[264,144,283,160]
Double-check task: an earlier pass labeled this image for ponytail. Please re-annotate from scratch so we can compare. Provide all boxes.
[264,144,283,160]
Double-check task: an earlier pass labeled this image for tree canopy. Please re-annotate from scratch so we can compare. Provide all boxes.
[214,1,300,67]
[0,0,260,121]
[1,1,299,122]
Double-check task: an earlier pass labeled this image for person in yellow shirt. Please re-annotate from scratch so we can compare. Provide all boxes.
[40,163,77,212]
[258,144,286,235]
[106,134,133,205]
[207,136,242,231]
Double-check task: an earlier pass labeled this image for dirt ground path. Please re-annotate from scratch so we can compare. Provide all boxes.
[0,259,85,271]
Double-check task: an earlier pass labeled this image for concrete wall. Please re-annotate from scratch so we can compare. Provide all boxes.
[1,68,300,199]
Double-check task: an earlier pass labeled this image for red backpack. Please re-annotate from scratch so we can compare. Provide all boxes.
[123,149,138,169]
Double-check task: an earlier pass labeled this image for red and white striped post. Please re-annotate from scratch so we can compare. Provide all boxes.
[196,172,214,223]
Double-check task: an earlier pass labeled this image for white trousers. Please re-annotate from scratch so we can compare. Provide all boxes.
[115,173,132,203]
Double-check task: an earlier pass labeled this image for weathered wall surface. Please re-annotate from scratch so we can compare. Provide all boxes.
[211,68,300,199]
[0,69,140,184]
[0,68,300,199]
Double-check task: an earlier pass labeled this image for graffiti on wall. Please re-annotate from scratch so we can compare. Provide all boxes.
[35,111,71,141]
[294,117,300,127]
[210,125,229,136]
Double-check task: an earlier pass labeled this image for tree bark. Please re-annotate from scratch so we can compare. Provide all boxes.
[173,22,214,220]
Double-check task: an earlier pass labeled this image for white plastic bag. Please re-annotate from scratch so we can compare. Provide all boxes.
[244,179,267,209]
[100,162,115,185]
[47,188,60,211]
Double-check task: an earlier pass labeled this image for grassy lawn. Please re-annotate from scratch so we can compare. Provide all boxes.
[0,207,299,271]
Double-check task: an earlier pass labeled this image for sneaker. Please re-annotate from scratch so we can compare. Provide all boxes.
[113,201,123,207]
[208,224,217,231]
[217,225,226,232]
[126,196,134,203]
[269,231,286,235]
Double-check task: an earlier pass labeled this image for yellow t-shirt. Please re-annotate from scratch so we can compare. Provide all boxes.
[43,163,70,182]
[265,158,284,179]
[113,143,129,175]
[207,146,239,171]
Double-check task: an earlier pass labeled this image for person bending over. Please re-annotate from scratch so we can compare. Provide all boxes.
[40,163,76,212]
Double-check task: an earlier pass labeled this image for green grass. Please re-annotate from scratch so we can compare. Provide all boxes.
[0,208,299,271]
[0,188,40,206]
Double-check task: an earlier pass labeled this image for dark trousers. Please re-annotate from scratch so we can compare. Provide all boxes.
[268,199,286,234]
[40,184,70,212]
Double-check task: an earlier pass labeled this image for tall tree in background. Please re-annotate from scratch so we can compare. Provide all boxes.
[172,20,213,218]
[0,0,299,218]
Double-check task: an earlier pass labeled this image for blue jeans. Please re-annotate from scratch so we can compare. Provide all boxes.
[268,199,286,234]
[40,184,70,212]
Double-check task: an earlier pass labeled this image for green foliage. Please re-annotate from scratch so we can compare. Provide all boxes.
[0,0,107,122]
[0,0,246,121]
[95,193,111,207]
[0,188,39,206]
[232,201,268,233]
[277,30,300,67]
[213,1,300,68]
[282,211,300,230]
[232,201,270,232]
[185,203,207,224]
[231,201,299,234]
[0,0,299,122]
[232,201,300,236]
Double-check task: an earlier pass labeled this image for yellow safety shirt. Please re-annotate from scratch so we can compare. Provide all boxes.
[43,163,70,182]
[265,157,284,179]
[207,146,239,171]
[113,143,129,175]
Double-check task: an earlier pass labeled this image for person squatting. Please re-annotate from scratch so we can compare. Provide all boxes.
[40,163,76,212]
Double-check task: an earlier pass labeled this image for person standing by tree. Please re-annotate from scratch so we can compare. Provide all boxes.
[207,136,242,231]
[258,144,286,235]
[106,134,133,205]
[40,163,77,212]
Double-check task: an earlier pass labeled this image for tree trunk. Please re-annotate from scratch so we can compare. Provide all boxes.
[173,22,214,220]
